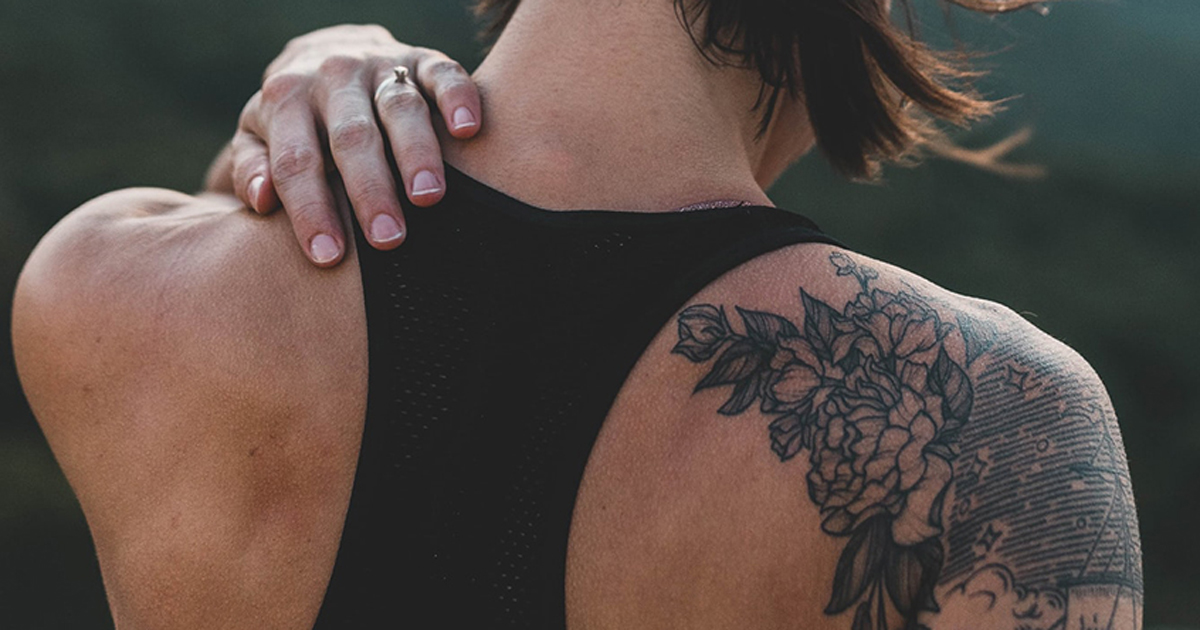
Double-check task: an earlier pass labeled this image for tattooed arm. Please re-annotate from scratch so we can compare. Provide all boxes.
[567,245,1141,630]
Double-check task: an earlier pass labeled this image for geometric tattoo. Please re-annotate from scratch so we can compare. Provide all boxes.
[672,252,1142,630]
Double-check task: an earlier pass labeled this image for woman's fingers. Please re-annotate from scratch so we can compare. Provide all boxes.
[230,129,279,214]
[323,84,407,248]
[263,101,346,267]
[234,92,280,214]
[225,27,488,264]
[373,68,446,208]
[413,50,482,140]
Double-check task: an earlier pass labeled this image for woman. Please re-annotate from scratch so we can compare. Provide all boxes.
[12,1,1142,629]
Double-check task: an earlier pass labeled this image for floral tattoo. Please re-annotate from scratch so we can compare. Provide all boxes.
[673,252,973,630]
[672,251,1143,629]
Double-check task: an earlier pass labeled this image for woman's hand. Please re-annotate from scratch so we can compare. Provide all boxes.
[220,24,482,266]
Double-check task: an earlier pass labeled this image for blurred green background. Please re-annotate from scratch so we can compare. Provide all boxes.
[1,0,1196,626]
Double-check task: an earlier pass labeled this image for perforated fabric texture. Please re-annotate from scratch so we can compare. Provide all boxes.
[313,165,841,628]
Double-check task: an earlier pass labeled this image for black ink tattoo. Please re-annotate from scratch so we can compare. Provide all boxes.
[672,252,1142,630]
[940,334,1143,630]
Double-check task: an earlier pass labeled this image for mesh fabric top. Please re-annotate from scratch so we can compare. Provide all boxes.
[314,165,841,628]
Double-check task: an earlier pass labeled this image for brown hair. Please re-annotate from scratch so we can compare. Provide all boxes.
[473,0,1041,179]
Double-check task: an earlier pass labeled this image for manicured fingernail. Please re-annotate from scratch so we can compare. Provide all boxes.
[247,176,265,210]
[412,171,442,196]
[452,107,477,130]
[370,214,403,243]
[310,233,340,263]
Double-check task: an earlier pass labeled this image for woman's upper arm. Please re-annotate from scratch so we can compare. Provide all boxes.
[12,189,368,628]
[566,247,1142,630]
[918,321,1141,629]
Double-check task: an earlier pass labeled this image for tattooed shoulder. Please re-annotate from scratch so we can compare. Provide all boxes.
[670,251,1142,630]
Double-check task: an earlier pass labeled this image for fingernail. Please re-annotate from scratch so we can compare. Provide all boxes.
[310,233,340,264]
[248,176,265,210]
[412,171,442,197]
[370,214,403,243]
[452,107,477,130]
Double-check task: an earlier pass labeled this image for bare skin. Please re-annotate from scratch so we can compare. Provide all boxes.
[205,25,485,265]
[14,189,368,629]
[12,0,1140,628]
[440,0,806,211]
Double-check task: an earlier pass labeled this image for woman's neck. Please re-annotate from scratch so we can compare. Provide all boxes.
[438,0,783,212]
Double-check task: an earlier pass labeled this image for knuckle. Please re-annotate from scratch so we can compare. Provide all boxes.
[231,128,260,151]
[394,140,440,166]
[345,178,396,207]
[288,202,336,230]
[278,38,302,58]
[425,58,465,79]
[360,23,391,38]
[376,88,427,117]
[287,201,321,221]
[329,116,379,152]
[238,91,263,128]
[436,80,475,106]
[317,54,363,77]
[261,72,308,104]
[271,145,322,181]
[283,31,311,49]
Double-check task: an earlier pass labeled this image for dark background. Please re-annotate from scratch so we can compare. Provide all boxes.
[1,0,1196,626]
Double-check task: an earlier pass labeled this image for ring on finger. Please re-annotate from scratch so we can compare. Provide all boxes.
[374,65,412,102]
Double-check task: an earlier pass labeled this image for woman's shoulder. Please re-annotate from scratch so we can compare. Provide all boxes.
[11,188,369,626]
[13,187,366,393]
[690,241,1047,355]
[12,186,368,460]
[568,241,1139,629]
[667,240,1108,444]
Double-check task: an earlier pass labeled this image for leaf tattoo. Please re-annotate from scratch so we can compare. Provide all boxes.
[672,252,972,630]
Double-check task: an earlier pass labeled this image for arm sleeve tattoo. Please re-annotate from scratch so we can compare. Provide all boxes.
[671,252,1142,630]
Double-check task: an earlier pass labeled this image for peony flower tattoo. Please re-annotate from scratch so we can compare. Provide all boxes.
[672,252,974,630]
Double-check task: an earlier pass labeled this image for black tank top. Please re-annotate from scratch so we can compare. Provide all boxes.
[314,165,841,628]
